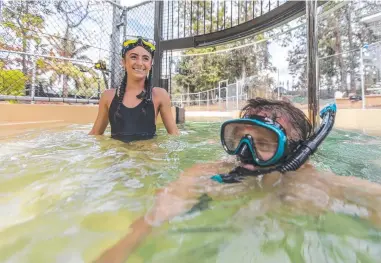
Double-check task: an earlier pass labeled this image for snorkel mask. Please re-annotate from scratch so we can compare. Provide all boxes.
[221,115,289,167]
[121,36,156,58]
[216,104,337,183]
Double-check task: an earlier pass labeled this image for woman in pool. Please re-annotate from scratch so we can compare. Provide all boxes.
[89,37,179,142]
[94,98,381,263]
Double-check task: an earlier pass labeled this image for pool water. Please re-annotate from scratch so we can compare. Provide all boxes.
[0,122,380,263]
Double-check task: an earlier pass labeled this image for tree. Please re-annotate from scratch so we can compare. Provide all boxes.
[1,1,51,94]
[44,0,93,97]
[0,61,27,96]
[172,0,274,95]
[1,1,51,75]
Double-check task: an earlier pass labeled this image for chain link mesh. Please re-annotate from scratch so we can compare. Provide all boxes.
[0,0,155,102]
[0,0,116,101]
[114,1,155,89]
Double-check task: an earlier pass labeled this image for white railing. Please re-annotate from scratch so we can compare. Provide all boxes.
[172,79,250,111]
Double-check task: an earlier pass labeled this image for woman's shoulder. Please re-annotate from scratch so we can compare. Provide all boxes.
[152,87,170,100]
[100,89,117,107]
[103,88,116,97]
[102,88,116,100]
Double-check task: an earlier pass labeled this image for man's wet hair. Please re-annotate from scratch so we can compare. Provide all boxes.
[240,97,313,142]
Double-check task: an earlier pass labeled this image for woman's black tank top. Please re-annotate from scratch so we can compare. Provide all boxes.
[108,92,156,143]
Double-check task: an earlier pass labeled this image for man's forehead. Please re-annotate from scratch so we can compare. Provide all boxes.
[253,110,293,136]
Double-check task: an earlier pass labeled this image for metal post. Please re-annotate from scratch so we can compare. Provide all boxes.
[218,82,221,101]
[110,0,121,89]
[277,68,280,100]
[31,55,36,100]
[360,46,366,109]
[236,81,239,110]
[123,8,127,39]
[306,0,319,129]
[153,1,163,87]
[207,90,209,109]
[226,87,228,110]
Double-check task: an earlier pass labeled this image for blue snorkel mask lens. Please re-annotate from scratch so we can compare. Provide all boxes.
[221,116,288,167]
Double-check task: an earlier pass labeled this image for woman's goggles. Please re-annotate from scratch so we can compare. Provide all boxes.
[122,36,156,57]
[220,116,288,167]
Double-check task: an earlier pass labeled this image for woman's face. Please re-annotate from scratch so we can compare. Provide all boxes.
[123,46,152,80]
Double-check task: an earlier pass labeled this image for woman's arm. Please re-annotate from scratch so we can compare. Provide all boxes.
[89,90,112,135]
[155,88,180,135]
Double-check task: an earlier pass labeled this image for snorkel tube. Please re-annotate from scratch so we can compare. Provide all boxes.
[277,103,336,173]
[213,103,337,184]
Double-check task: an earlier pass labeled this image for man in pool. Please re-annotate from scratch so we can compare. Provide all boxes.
[93,98,381,263]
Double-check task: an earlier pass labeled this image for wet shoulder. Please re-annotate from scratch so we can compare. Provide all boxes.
[102,89,117,108]
[152,87,169,103]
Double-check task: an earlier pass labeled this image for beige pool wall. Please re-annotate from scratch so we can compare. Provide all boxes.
[0,103,178,138]
[1,101,380,137]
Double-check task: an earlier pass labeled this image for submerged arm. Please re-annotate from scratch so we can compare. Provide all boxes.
[93,163,225,263]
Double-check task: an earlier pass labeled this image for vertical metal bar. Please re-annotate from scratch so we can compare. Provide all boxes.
[31,55,36,100]
[236,81,239,110]
[190,0,193,36]
[184,1,186,37]
[238,0,240,24]
[169,50,172,96]
[306,0,319,129]
[253,1,255,19]
[210,1,213,33]
[165,51,168,92]
[196,1,199,35]
[167,1,169,40]
[231,0,233,28]
[110,0,121,90]
[203,1,206,34]
[178,1,180,38]
[245,1,248,22]
[123,9,127,39]
[226,87,228,109]
[277,0,280,7]
[216,0,219,30]
[360,48,366,109]
[223,1,226,29]
[171,0,174,39]
[261,0,263,16]
[153,1,163,88]
[269,0,271,12]
[207,90,209,109]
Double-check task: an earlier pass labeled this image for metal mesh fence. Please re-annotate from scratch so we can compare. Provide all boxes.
[171,1,381,111]
[0,0,115,102]
[0,0,155,103]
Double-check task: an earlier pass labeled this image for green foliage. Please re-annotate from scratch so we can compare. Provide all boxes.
[0,68,27,96]
[280,1,381,93]
[173,34,274,94]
